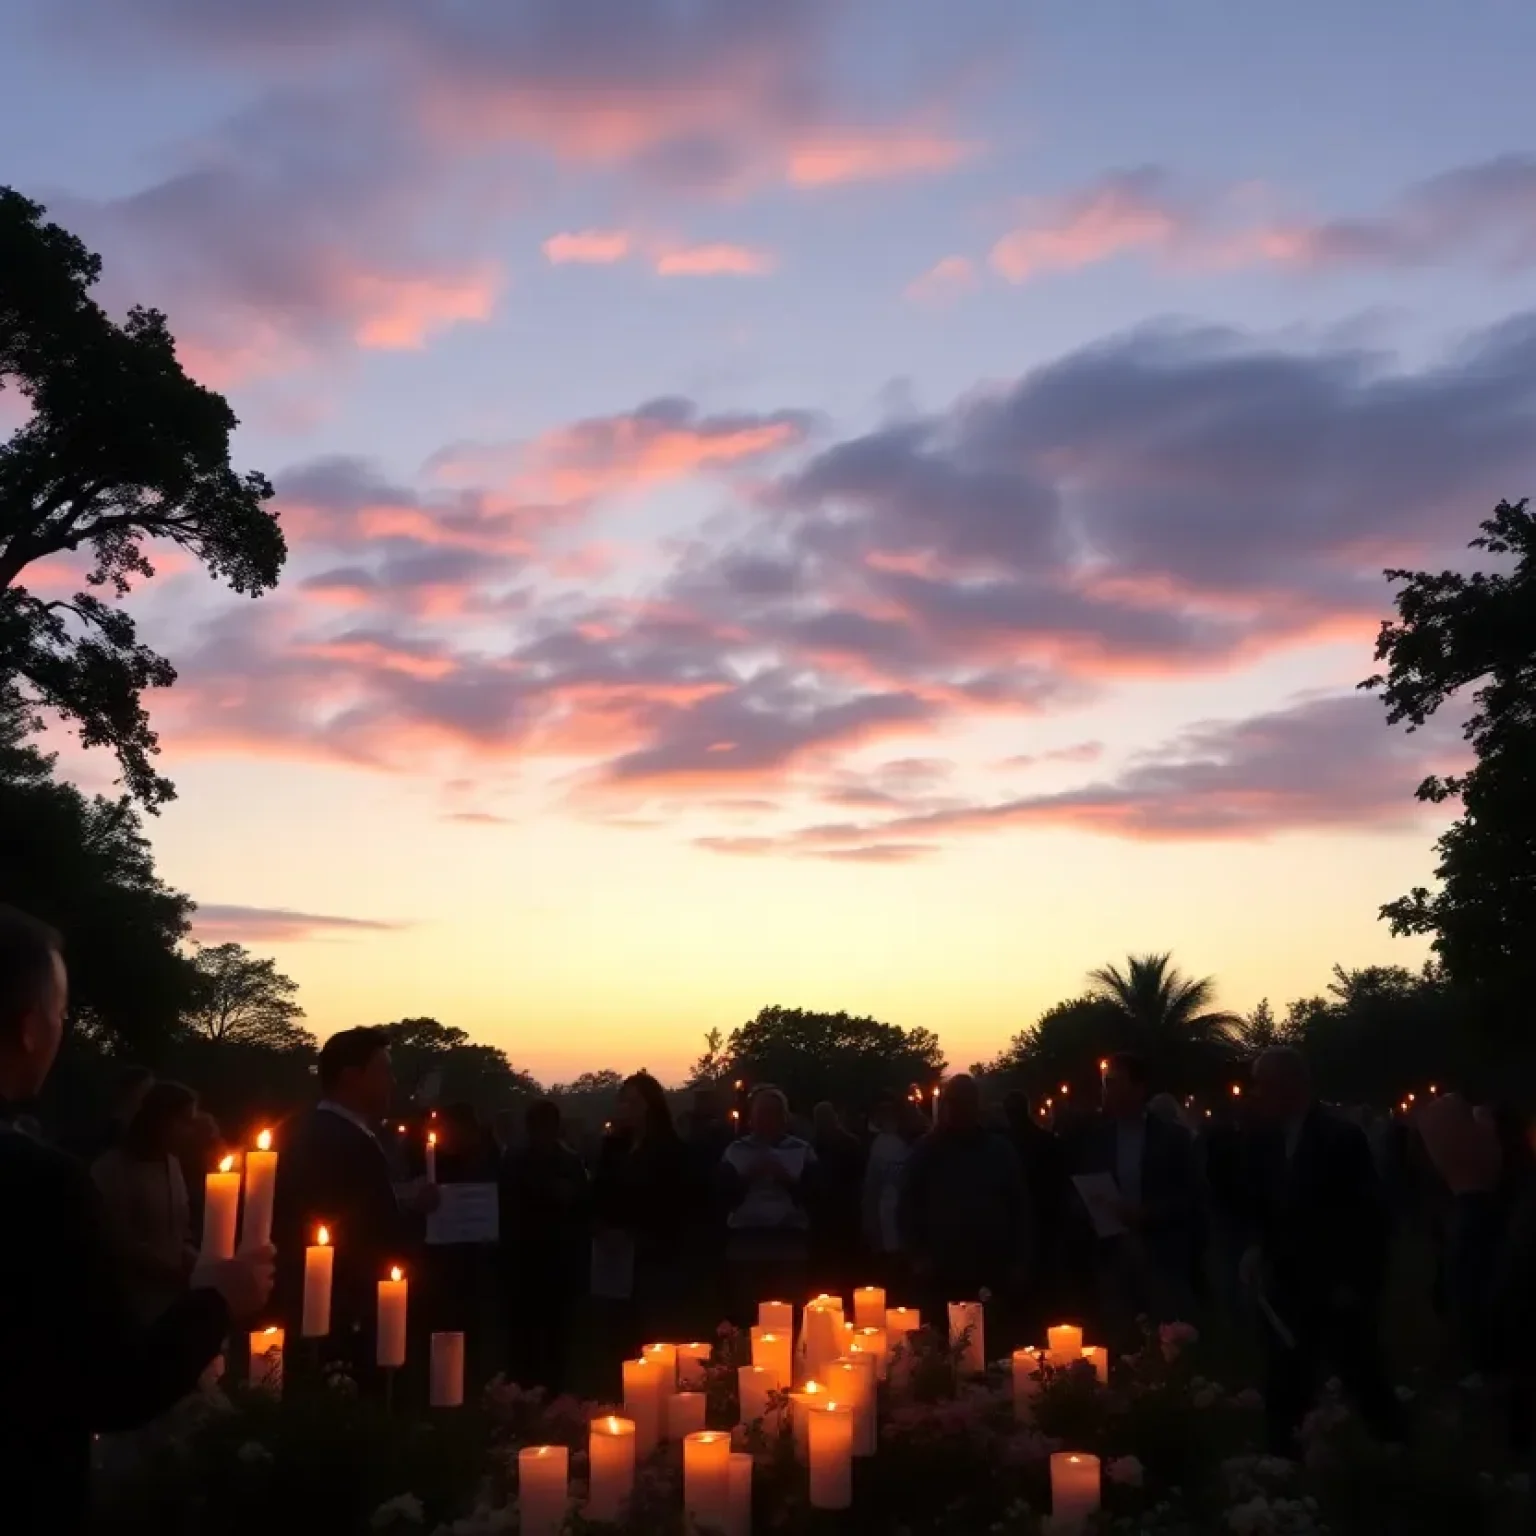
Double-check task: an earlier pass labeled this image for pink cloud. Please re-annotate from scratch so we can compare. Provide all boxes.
[785,129,978,188]
[654,243,776,277]
[905,254,977,303]
[543,229,634,265]
[349,263,501,348]
[193,904,407,942]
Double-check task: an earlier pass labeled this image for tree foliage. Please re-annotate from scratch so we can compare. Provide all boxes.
[686,1028,729,1088]
[0,698,197,1053]
[182,942,313,1052]
[0,188,285,807]
[375,1017,542,1117]
[1363,498,1536,1005]
[721,1005,946,1110]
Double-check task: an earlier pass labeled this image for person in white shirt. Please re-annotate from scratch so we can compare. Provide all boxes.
[863,1094,913,1280]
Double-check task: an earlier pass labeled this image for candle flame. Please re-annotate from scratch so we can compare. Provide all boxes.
[263,1325,278,1335]
[256,1128,272,1151]
[389,1266,403,1282]
[317,1225,331,1246]
[217,1155,235,1174]
[428,1131,437,1146]
[606,1416,620,1432]
[761,1332,777,1342]
[1070,1454,1082,1465]
[537,1446,549,1458]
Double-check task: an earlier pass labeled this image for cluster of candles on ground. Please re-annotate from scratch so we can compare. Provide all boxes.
[206,1138,1106,1529]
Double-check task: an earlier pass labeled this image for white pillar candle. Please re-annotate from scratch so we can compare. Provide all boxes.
[239,1130,277,1254]
[809,1293,843,1314]
[750,1328,793,1388]
[202,1155,240,1261]
[667,1390,707,1440]
[642,1342,679,1397]
[588,1416,636,1523]
[737,1364,780,1428]
[1080,1345,1108,1384]
[430,1331,465,1407]
[1050,1452,1101,1526]
[727,1451,753,1536]
[248,1326,283,1396]
[377,1266,408,1368]
[1012,1347,1043,1415]
[1047,1323,1084,1367]
[623,1357,661,1458]
[948,1300,985,1375]
[683,1431,731,1534]
[678,1341,712,1389]
[789,1381,825,1463]
[757,1300,794,1334]
[803,1305,843,1382]
[301,1225,334,1338]
[808,1402,854,1510]
[830,1355,877,1456]
[884,1307,919,1346]
[518,1445,569,1536]
[851,1327,889,1380]
[852,1286,886,1330]
[425,1130,438,1182]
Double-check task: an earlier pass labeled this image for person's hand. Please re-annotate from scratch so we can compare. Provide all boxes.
[1238,1244,1263,1294]
[195,1245,275,1320]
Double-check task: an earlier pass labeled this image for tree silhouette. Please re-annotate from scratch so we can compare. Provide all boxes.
[0,188,285,807]
[686,1028,729,1087]
[183,943,313,1051]
[1363,498,1536,1008]
[1086,951,1238,1085]
[376,1017,542,1115]
[1227,999,1301,1057]
[979,995,1127,1093]
[550,1069,625,1099]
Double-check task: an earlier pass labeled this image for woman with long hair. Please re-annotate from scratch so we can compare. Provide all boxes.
[91,1081,200,1323]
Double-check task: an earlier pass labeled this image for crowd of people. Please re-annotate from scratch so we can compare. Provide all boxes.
[3,901,1536,1534]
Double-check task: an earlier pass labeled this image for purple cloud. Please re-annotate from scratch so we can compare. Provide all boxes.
[193,904,408,941]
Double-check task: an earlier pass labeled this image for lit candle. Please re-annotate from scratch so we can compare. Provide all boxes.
[789,1380,824,1463]
[518,1445,568,1536]
[684,1431,732,1534]
[750,1327,793,1387]
[642,1342,679,1398]
[622,1357,661,1458]
[1080,1345,1108,1384]
[302,1224,334,1337]
[1047,1323,1084,1367]
[727,1451,753,1536]
[425,1130,438,1183]
[737,1364,780,1429]
[948,1300,985,1375]
[807,1402,854,1510]
[1012,1347,1043,1414]
[239,1129,277,1254]
[884,1306,919,1346]
[803,1303,844,1382]
[430,1331,465,1407]
[202,1155,240,1261]
[852,1285,886,1330]
[377,1266,408,1368]
[830,1355,877,1456]
[248,1325,283,1396]
[587,1416,636,1523]
[757,1300,794,1334]
[1050,1452,1101,1526]
[667,1390,707,1440]
[852,1326,889,1380]
[810,1292,843,1314]
[678,1341,712,1389]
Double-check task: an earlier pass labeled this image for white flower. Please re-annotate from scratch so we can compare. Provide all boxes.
[371,1493,425,1529]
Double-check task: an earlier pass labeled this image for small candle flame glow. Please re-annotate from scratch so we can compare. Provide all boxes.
[218,1155,235,1173]
[256,1128,272,1152]
[317,1225,330,1246]
[263,1325,278,1336]
[761,1332,778,1343]
[389,1265,403,1282]
[428,1131,437,1147]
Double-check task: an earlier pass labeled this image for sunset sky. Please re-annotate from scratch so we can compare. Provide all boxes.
[5,1,1535,1083]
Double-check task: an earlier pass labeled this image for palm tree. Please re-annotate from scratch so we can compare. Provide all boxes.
[1086,951,1239,1085]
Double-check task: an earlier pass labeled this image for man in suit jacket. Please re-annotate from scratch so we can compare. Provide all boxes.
[272,1027,436,1382]
[1074,1052,1201,1339]
[1244,1046,1406,1452]
[0,906,274,1536]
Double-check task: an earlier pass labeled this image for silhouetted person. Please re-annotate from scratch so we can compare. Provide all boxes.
[500,1099,588,1394]
[0,905,273,1536]
[900,1075,1030,1347]
[863,1095,915,1295]
[592,1072,689,1354]
[1075,1051,1200,1341]
[428,1101,499,1340]
[682,1088,735,1321]
[812,1101,865,1292]
[272,1027,438,1387]
[79,1062,154,1161]
[720,1086,818,1320]
[92,1081,200,1324]
[1003,1090,1072,1337]
[1244,1047,1405,1453]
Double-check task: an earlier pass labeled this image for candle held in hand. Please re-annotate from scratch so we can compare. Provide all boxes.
[202,1155,240,1261]
[377,1266,408,1368]
[301,1225,334,1337]
[239,1129,277,1254]
[425,1130,437,1183]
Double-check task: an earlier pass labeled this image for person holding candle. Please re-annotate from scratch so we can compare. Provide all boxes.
[0,905,277,1536]
[271,1027,439,1393]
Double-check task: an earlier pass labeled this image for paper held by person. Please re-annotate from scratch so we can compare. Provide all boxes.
[1071,1172,1128,1238]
